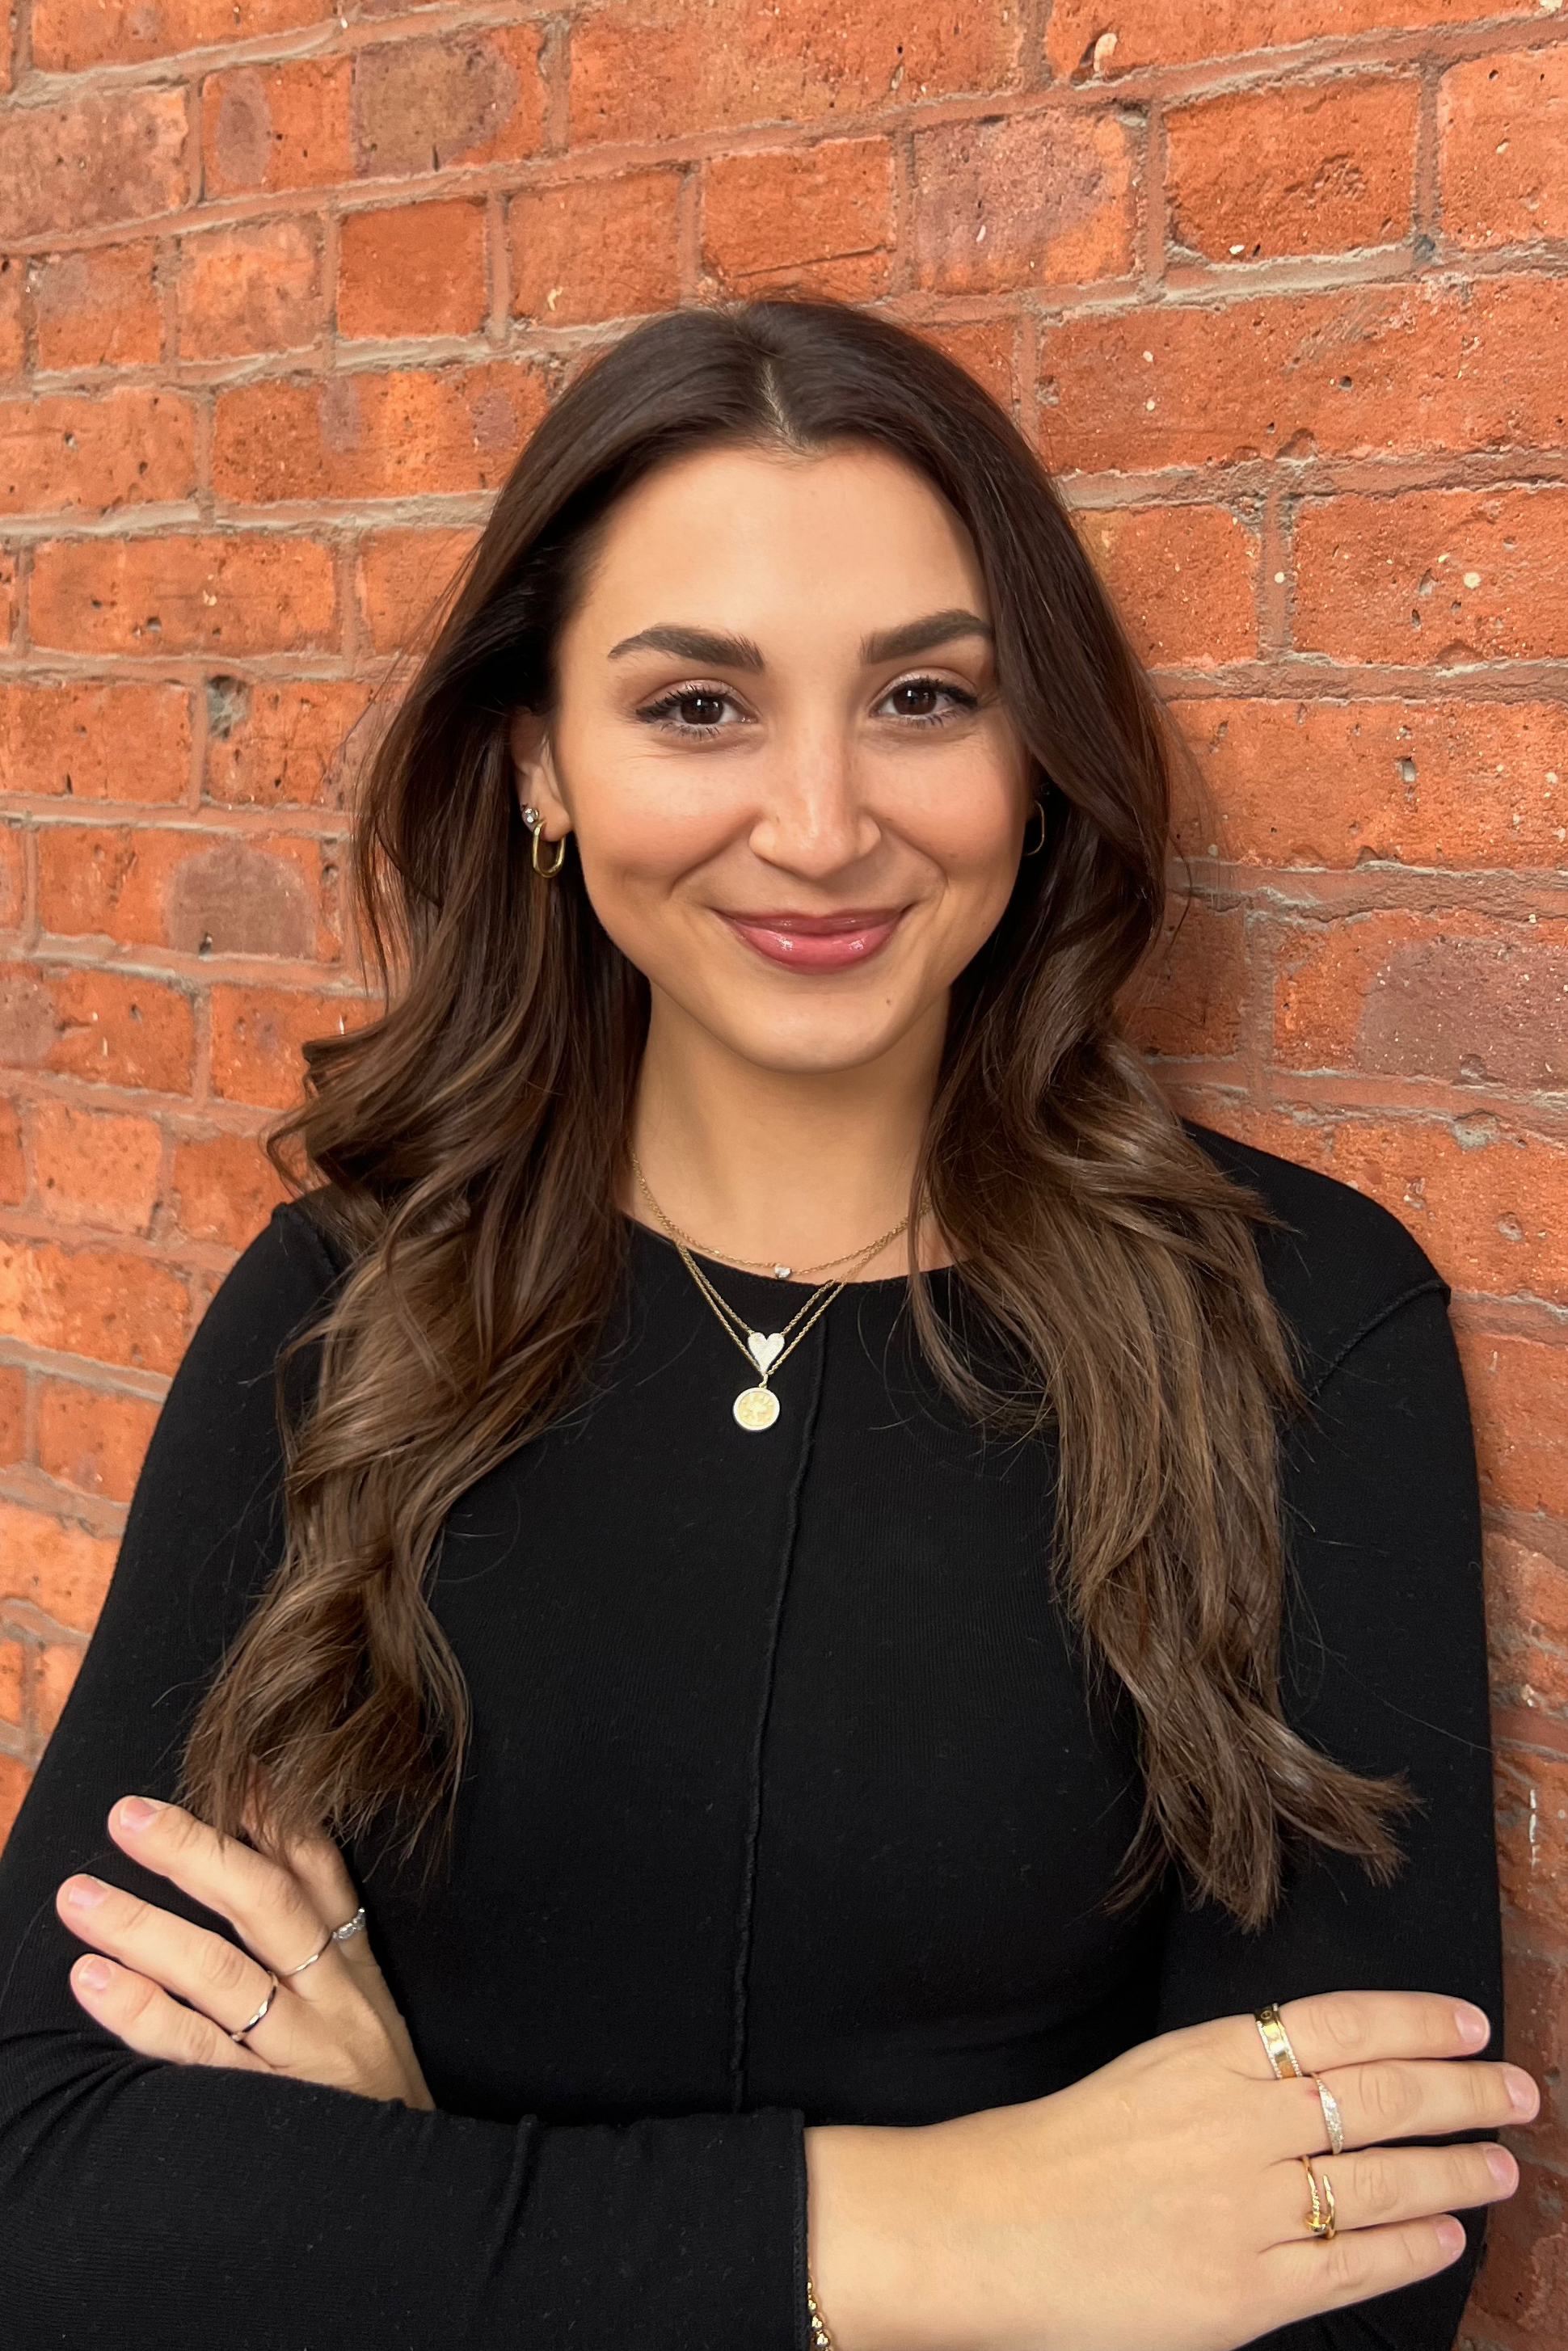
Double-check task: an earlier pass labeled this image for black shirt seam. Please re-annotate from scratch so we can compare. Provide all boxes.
[1301,1275,1450,1405]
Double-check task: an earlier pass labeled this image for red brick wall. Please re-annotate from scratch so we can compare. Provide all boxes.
[0,3,1563,2332]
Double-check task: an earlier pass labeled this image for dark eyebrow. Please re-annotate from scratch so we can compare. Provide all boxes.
[606,624,765,670]
[860,609,993,664]
[606,609,994,672]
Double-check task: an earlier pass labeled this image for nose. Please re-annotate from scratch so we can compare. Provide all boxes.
[747,723,881,878]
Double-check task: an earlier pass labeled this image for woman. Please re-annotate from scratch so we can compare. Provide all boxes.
[0,298,1529,2350]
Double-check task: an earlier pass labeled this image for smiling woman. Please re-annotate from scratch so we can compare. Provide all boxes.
[0,299,1524,2351]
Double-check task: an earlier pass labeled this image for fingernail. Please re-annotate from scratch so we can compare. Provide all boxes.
[1435,2218,1465,2256]
[1455,2003,1490,2046]
[1486,2146,1516,2188]
[116,1796,163,1831]
[1507,2068,1539,2114]
[74,1956,112,1992]
[62,1876,107,1910]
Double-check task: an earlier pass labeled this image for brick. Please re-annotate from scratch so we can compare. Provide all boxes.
[169,1127,288,1249]
[571,0,1017,143]
[1497,1747,1568,1949]
[0,89,189,243]
[0,1093,23,1203]
[913,110,1136,293]
[1461,1334,1568,1519]
[1121,899,1247,1061]
[0,390,196,519]
[0,684,192,806]
[37,1376,159,1505]
[355,528,479,654]
[0,819,22,929]
[202,677,379,809]
[31,243,161,373]
[339,200,487,341]
[1471,2153,1568,2338]
[0,1360,23,1461]
[36,824,336,962]
[1165,76,1419,263]
[702,141,892,300]
[0,258,22,380]
[1170,697,1568,871]
[29,534,339,658]
[213,361,548,504]
[1077,503,1259,669]
[28,1098,162,1237]
[0,1237,189,1379]
[352,23,546,178]
[916,320,1015,412]
[178,217,324,361]
[1044,0,1543,82]
[1039,276,1568,476]
[0,1495,119,1634]
[1440,45,1568,251]
[0,1635,20,1729]
[209,981,370,1109]
[34,1638,83,1739]
[33,0,328,74]
[0,1755,32,1844]
[1292,485,1568,667]
[509,172,682,327]
[1487,1532,1568,1723]
[1497,1936,1568,2165]
[0,960,195,1093]
[1272,912,1568,1090]
[201,59,351,199]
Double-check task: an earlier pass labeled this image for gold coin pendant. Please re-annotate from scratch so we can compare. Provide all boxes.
[733,1385,781,1432]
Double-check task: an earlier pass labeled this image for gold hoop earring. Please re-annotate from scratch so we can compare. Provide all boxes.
[1022,800,1047,857]
[521,804,569,878]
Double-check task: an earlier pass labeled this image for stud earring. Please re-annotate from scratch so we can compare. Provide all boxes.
[521,803,568,878]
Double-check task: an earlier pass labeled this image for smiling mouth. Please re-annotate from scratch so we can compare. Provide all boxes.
[719,907,908,973]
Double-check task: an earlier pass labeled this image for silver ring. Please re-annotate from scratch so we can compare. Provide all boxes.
[279,1930,332,1980]
[329,1904,366,1944]
[1315,2076,1346,2156]
[228,1971,279,2043]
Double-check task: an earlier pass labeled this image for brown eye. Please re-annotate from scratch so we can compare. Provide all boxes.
[676,693,727,728]
[890,681,942,717]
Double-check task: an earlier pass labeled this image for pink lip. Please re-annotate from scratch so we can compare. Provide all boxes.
[720,907,907,972]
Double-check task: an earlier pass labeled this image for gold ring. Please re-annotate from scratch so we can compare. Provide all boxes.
[1254,2003,1304,2080]
[1301,2157,1337,2241]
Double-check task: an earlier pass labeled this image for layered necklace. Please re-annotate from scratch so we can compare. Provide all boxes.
[627,1146,909,1433]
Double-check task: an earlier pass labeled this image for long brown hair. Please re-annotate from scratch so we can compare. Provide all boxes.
[181,297,1404,1929]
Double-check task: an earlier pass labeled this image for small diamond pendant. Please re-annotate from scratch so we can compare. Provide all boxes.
[733,1385,780,1431]
[772,1264,791,1279]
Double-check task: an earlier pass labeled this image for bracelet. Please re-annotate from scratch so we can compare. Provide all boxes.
[806,2270,836,2349]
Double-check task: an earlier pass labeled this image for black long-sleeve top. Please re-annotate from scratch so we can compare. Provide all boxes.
[0,1127,1501,2351]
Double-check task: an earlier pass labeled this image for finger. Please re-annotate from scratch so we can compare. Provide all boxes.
[69,1952,270,2075]
[1310,2057,1538,2152]
[1266,2142,1516,2248]
[108,1797,327,1981]
[1231,1991,1494,2080]
[1266,2214,1469,2313]
[57,1871,281,2040]
[280,1832,372,1962]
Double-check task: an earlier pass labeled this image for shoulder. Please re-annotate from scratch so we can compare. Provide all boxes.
[1184,1121,1449,1398]
[178,1193,349,1399]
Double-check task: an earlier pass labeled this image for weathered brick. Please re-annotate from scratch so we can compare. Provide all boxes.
[1170,697,1568,871]
[1165,76,1419,263]
[178,217,324,361]
[1272,912,1568,1090]
[0,259,23,380]
[0,1360,23,1460]
[202,678,379,809]
[1044,0,1543,82]
[201,59,351,198]
[0,552,15,648]
[27,1098,162,1237]
[0,1634,20,1729]
[354,528,480,654]
[36,1376,160,1505]
[1121,899,1248,1061]
[1471,2152,1568,2337]
[213,362,549,504]
[0,818,23,930]
[509,172,682,327]
[0,1237,189,1380]
[1039,276,1568,476]
[0,1755,31,1843]
[0,1494,119,1634]
[0,89,189,243]
[0,960,195,1094]
[1497,1747,1568,1947]
[32,242,161,373]
[571,0,1017,143]
[33,1638,84,1739]
[703,141,892,299]
[36,823,337,962]
[1292,485,1568,667]
[0,684,192,806]
[1497,1935,1568,2165]
[339,200,487,341]
[209,980,370,1109]
[1487,1532,1568,1721]
[352,23,546,178]
[913,110,1136,293]
[1077,503,1259,669]
[169,1127,288,1249]
[1461,1333,1568,1519]
[0,390,196,519]
[916,319,1015,411]
[33,0,328,74]
[29,534,339,657]
[1440,45,1568,251]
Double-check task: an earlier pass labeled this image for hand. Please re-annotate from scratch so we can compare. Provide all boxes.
[806,1991,1538,2351]
[57,1795,433,2110]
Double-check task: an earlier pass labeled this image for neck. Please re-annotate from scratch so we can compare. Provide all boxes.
[627,992,950,1278]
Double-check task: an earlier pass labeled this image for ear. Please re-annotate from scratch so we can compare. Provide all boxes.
[508,708,571,837]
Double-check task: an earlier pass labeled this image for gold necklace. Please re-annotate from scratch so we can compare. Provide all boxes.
[629,1152,906,1431]
[626,1146,908,1283]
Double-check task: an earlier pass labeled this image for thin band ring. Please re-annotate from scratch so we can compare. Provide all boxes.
[1254,2003,1304,2080]
[228,1971,279,2044]
[1316,2076,1346,2156]
[279,1930,332,1981]
[330,1905,367,1944]
[1301,2157,1337,2241]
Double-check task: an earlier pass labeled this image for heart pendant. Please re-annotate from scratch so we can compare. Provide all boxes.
[747,1330,785,1374]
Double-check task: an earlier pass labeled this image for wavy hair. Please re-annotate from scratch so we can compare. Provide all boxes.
[181,297,1404,1928]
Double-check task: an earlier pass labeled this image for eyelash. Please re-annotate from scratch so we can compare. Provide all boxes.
[635,675,981,739]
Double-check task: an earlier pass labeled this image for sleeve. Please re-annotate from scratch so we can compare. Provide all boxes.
[1154,1283,1503,2351]
[0,1206,807,2351]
